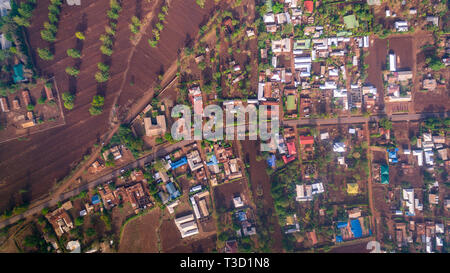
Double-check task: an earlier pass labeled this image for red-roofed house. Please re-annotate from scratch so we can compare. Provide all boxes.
[304,1,314,13]
[286,140,297,156]
[299,136,314,145]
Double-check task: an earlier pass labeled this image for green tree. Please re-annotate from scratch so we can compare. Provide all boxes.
[95,71,109,83]
[67,48,81,58]
[62,92,75,110]
[37,96,46,104]
[75,217,84,227]
[379,117,393,130]
[100,45,113,56]
[92,95,104,108]
[37,48,54,60]
[75,31,85,40]
[41,29,56,42]
[65,66,80,77]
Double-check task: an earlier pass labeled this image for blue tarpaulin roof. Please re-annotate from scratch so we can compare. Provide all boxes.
[92,194,101,205]
[237,211,247,222]
[170,157,187,169]
[206,154,218,166]
[387,148,399,163]
[267,154,276,168]
[166,182,180,199]
[337,221,348,229]
[336,235,343,243]
[350,219,363,238]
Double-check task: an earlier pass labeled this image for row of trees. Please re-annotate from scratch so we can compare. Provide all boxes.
[38,0,63,61]
[129,16,141,38]
[148,4,169,48]
[65,31,85,78]
[89,0,122,115]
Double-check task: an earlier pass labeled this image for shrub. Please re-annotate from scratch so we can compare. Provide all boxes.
[100,45,113,56]
[75,31,85,40]
[107,10,119,20]
[196,0,205,8]
[48,12,58,23]
[37,48,54,60]
[43,22,57,33]
[89,106,103,116]
[97,62,109,72]
[148,39,158,47]
[37,96,46,104]
[13,16,30,27]
[27,104,34,111]
[95,71,109,83]
[40,29,56,42]
[65,66,80,77]
[66,48,81,58]
[62,92,75,110]
[92,95,104,108]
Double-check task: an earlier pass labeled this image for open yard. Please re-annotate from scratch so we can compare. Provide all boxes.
[118,208,161,253]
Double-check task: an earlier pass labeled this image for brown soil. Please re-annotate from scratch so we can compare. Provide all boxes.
[213,179,246,210]
[0,0,215,211]
[241,139,283,252]
[118,208,161,253]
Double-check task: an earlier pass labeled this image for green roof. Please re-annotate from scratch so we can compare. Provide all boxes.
[380,165,389,184]
[13,64,24,83]
[337,31,352,37]
[343,15,359,29]
[286,95,296,111]
[381,174,389,184]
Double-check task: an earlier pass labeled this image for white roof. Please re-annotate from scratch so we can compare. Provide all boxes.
[333,142,346,153]
[320,132,329,140]
[435,223,444,233]
[263,13,275,24]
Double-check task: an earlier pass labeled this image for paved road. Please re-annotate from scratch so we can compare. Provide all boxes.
[0,140,194,229]
[282,111,450,127]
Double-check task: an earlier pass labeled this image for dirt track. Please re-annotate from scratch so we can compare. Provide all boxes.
[0,0,213,211]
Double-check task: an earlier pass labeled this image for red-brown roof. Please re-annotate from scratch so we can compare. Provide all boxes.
[286,140,297,156]
[299,135,314,145]
[304,1,314,13]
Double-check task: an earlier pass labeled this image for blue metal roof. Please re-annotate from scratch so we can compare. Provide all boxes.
[350,219,363,238]
[206,155,218,166]
[166,182,180,199]
[237,211,247,222]
[92,194,101,205]
[170,157,187,169]
[336,235,343,243]
[337,221,348,229]
[266,154,276,168]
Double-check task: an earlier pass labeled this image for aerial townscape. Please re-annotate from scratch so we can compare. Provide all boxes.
[0,0,449,256]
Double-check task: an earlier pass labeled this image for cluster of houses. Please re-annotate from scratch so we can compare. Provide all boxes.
[203,142,243,186]
[174,213,200,238]
[259,0,377,118]
[443,37,450,67]
[335,208,371,243]
[383,51,413,103]
[407,133,447,168]
[1,85,55,129]
[233,194,257,237]
[394,220,447,253]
